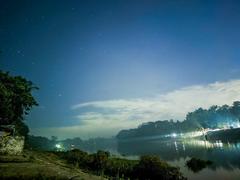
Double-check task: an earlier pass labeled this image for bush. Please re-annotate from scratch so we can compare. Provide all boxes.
[105,158,137,179]
[133,155,186,180]
[55,150,186,180]
[186,157,212,172]
[57,149,89,168]
[91,150,110,174]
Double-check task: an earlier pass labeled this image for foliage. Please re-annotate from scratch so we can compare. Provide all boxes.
[0,71,38,136]
[117,101,240,140]
[91,150,110,173]
[186,157,212,173]
[55,149,186,180]
[105,157,137,179]
[133,155,184,180]
[26,135,55,151]
[62,149,89,167]
[13,120,29,137]
[206,128,240,142]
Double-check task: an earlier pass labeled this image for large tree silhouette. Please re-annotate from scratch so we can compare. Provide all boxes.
[0,71,38,136]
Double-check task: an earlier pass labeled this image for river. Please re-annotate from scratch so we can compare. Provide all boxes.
[116,139,240,179]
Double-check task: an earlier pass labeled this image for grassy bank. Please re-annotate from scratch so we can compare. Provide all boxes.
[0,148,187,179]
[0,150,105,180]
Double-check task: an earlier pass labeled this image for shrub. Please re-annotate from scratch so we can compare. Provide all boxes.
[133,155,186,180]
[55,150,186,180]
[186,157,212,173]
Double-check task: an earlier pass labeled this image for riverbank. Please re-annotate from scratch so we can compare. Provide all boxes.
[0,149,186,180]
[0,150,105,180]
[54,149,186,180]
[206,128,240,142]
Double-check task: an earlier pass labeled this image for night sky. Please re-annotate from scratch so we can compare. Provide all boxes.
[1,0,240,139]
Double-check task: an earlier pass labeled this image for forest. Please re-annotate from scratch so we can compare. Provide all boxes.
[117,102,240,140]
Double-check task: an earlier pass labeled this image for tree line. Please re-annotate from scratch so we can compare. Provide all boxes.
[117,101,240,139]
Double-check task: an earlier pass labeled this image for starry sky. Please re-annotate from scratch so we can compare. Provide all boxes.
[1,0,240,139]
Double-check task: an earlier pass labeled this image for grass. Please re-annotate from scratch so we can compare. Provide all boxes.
[0,150,105,180]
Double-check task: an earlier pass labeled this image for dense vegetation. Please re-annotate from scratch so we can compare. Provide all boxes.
[0,71,38,136]
[186,158,212,173]
[26,135,58,151]
[117,102,240,140]
[207,128,240,142]
[55,149,186,180]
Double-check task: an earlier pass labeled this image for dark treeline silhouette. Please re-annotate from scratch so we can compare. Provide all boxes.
[186,158,212,173]
[207,128,240,141]
[117,101,240,140]
[26,135,57,150]
[26,135,116,152]
[61,137,117,152]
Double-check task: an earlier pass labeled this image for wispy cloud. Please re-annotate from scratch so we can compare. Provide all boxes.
[31,79,240,139]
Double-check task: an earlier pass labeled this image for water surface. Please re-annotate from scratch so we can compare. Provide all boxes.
[116,139,240,179]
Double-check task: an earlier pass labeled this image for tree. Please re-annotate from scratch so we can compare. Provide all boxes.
[134,155,184,180]
[231,101,240,121]
[92,150,110,174]
[13,120,29,137]
[0,71,38,136]
[51,136,58,142]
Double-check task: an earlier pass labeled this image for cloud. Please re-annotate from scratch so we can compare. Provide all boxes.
[31,79,240,139]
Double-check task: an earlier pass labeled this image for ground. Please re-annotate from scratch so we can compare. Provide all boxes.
[0,150,105,180]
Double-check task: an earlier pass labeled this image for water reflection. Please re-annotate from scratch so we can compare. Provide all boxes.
[117,139,240,170]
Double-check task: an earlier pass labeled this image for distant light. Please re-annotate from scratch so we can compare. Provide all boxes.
[214,141,223,148]
[172,133,177,138]
[55,144,61,149]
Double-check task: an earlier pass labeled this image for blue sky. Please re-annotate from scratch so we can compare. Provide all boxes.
[1,0,240,139]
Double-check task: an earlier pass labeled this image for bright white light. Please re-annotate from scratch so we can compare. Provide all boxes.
[55,144,61,149]
[172,133,177,138]
[214,141,223,148]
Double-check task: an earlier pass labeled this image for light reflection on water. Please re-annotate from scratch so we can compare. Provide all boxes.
[168,158,240,180]
[116,139,240,179]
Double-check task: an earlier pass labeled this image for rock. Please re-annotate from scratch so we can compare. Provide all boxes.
[0,136,25,155]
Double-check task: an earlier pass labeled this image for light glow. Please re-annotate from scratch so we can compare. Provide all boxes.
[55,144,61,149]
